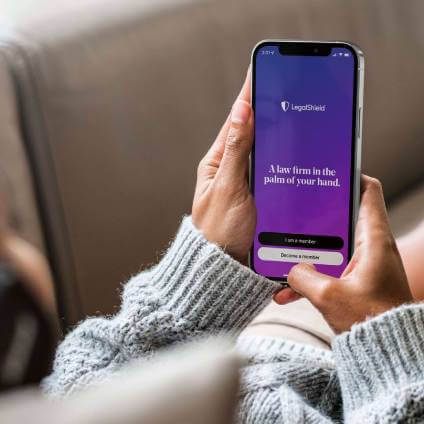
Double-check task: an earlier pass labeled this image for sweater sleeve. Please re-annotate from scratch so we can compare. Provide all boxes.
[333,303,424,422]
[42,216,280,397]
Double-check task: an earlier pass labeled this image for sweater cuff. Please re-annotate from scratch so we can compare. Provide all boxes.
[148,216,281,333]
[333,303,424,412]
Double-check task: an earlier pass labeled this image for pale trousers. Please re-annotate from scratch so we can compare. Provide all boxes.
[241,298,334,350]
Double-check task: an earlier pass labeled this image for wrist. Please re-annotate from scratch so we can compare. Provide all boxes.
[333,303,423,414]
[191,216,249,264]
[141,216,280,333]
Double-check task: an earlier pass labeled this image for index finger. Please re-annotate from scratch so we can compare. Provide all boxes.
[355,175,392,248]
[359,175,390,227]
[204,66,252,159]
[238,65,251,104]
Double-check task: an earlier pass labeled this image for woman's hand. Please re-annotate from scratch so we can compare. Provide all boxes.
[192,68,255,263]
[274,175,413,333]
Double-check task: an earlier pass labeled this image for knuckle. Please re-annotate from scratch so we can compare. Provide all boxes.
[225,129,249,153]
[380,233,398,253]
[226,133,243,150]
[287,263,304,284]
[290,262,307,275]
[314,280,334,305]
[369,177,383,192]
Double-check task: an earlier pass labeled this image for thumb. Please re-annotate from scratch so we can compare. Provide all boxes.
[218,99,253,182]
[287,263,336,308]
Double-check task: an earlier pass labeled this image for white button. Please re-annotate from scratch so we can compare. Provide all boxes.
[258,247,343,266]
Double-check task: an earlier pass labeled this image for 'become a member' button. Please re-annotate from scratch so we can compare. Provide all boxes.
[258,247,343,266]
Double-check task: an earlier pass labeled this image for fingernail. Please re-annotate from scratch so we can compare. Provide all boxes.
[231,99,250,125]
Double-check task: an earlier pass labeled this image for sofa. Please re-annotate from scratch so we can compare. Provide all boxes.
[0,0,423,327]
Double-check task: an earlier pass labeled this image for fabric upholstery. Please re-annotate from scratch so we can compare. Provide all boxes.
[0,340,240,424]
[389,181,424,238]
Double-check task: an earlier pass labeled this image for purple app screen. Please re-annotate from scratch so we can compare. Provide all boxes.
[252,44,356,279]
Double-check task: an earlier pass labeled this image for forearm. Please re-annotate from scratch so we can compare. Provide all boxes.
[333,303,424,422]
[43,216,279,397]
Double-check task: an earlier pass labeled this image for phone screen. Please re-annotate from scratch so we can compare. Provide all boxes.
[252,42,358,280]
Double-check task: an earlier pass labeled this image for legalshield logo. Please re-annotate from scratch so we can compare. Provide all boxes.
[281,100,326,112]
[281,101,290,112]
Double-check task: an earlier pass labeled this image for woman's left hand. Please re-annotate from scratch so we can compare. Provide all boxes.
[192,68,255,264]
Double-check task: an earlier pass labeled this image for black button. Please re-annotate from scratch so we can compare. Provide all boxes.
[258,232,344,250]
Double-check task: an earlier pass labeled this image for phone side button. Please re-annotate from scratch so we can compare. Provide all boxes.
[357,107,362,135]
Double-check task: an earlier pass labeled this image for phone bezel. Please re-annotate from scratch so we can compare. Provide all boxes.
[249,40,364,284]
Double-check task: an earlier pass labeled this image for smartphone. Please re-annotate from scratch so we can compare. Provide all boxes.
[250,40,364,283]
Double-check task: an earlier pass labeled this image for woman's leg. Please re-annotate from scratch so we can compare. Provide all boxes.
[240,298,334,350]
[397,220,424,300]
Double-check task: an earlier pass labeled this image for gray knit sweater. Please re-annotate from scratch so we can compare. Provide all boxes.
[44,217,424,422]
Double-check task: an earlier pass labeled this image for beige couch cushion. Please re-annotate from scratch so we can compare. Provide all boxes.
[389,181,424,238]
[0,54,45,251]
[0,339,241,424]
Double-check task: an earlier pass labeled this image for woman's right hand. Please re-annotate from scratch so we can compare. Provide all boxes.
[274,175,413,334]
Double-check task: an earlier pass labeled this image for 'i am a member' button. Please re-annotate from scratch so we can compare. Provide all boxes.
[258,247,343,266]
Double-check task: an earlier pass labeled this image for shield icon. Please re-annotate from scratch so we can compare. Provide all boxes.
[281,101,290,112]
